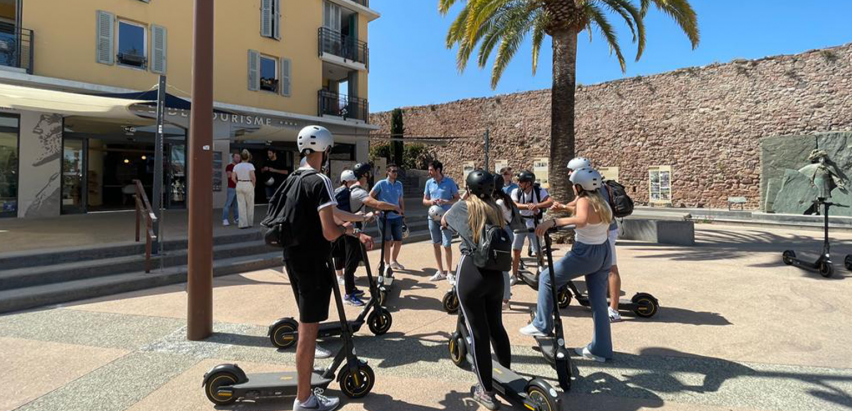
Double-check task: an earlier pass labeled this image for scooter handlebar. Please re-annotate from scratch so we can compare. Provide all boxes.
[513,224,575,234]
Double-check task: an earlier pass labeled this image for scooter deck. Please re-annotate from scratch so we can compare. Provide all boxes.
[318,319,363,336]
[464,354,528,399]
[232,371,333,393]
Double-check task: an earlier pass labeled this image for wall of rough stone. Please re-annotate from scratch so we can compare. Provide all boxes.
[370,43,852,209]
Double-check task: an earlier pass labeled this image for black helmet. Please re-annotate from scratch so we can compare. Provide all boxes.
[352,162,372,179]
[493,174,505,194]
[517,170,536,183]
[466,169,495,198]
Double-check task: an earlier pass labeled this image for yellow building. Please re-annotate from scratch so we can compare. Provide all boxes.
[0,0,378,218]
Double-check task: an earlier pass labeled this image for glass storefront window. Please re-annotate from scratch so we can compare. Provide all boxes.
[0,114,19,217]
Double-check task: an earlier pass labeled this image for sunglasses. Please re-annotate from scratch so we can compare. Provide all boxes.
[388,169,399,173]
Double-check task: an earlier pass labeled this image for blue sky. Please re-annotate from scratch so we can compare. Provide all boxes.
[368,0,852,112]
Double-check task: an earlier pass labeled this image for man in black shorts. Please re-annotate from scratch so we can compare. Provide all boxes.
[286,125,372,411]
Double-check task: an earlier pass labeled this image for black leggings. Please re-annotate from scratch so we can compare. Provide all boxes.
[456,255,512,392]
[333,235,363,295]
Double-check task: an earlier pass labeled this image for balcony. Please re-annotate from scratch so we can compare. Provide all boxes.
[348,0,368,7]
[318,90,368,123]
[318,27,368,70]
[0,22,33,74]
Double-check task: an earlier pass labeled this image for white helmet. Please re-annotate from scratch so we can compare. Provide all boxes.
[569,167,603,191]
[340,169,357,183]
[567,157,591,171]
[428,205,445,222]
[297,125,334,155]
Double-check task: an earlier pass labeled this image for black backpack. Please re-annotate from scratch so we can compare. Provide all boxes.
[472,223,513,272]
[261,169,317,248]
[604,180,634,218]
[334,185,352,212]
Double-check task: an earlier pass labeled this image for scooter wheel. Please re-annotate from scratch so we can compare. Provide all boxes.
[204,371,238,405]
[557,286,572,309]
[819,261,834,278]
[340,364,375,398]
[269,319,298,349]
[367,308,393,335]
[526,385,558,411]
[845,255,852,271]
[442,291,459,314]
[631,293,659,318]
[448,332,467,368]
[782,250,795,266]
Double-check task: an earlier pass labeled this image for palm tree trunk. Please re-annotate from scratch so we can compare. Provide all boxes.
[549,28,579,203]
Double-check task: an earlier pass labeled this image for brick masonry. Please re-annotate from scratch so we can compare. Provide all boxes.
[370,43,852,209]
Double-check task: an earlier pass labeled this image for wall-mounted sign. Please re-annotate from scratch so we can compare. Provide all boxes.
[649,165,672,203]
[598,166,620,183]
[494,159,509,174]
[533,158,549,189]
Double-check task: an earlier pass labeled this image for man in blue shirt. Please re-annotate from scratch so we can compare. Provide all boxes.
[500,167,519,195]
[370,163,406,273]
[422,160,460,281]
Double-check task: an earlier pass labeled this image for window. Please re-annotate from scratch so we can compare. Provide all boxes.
[0,113,19,218]
[259,55,278,92]
[649,166,672,203]
[261,0,281,40]
[598,167,620,183]
[117,20,147,69]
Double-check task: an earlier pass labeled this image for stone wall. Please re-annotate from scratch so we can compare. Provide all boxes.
[370,43,852,209]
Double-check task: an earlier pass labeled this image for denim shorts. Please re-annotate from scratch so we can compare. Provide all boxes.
[428,218,453,247]
[378,217,404,242]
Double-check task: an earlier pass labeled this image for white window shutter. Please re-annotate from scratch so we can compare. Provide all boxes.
[280,58,291,97]
[260,0,272,38]
[96,11,115,65]
[248,50,260,91]
[273,0,281,40]
[151,25,167,74]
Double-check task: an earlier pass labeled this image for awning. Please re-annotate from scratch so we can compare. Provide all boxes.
[0,83,148,121]
[94,89,192,110]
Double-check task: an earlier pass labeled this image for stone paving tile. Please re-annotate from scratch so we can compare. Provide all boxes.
[4,337,128,411]
[14,351,198,411]
[0,309,184,350]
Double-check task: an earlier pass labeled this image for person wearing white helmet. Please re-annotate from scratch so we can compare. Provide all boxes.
[286,125,373,411]
[423,160,461,282]
[331,169,374,307]
[519,167,614,364]
[554,157,624,322]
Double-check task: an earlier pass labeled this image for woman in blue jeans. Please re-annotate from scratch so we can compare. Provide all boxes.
[519,167,614,362]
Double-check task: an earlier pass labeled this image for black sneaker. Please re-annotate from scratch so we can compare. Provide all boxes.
[351,288,365,297]
[471,384,500,410]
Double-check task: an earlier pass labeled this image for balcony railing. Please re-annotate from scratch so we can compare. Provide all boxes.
[318,90,368,122]
[348,0,369,7]
[0,22,33,74]
[318,27,368,68]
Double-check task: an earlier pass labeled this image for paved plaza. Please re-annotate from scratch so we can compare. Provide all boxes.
[4,223,852,411]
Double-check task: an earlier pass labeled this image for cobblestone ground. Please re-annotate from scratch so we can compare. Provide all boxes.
[4,223,852,411]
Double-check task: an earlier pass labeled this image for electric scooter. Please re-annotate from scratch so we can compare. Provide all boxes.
[375,210,400,305]
[783,198,848,278]
[203,257,376,405]
[562,281,659,318]
[268,235,393,349]
[512,215,573,309]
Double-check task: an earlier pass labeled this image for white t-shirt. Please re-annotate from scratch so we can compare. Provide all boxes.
[233,162,255,181]
[496,198,513,223]
[511,186,549,227]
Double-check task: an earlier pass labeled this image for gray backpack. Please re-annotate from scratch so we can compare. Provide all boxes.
[472,223,513,271]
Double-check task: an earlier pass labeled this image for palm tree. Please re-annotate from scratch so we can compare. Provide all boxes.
[439,0,699,202]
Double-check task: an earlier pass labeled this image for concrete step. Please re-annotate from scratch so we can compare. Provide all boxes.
[0,240,272,291]
[0,231,262,271]
[0,252,283,315]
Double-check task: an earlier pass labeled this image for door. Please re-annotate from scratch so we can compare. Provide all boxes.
[61,138,86,214]
[0,0,20,68]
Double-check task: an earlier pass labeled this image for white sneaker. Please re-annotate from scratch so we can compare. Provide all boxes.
[575,346,607,363]
[222,219,230,226]
[391,261,405,270]
[608,307,623,323]
[509,275,519,286]
[337,276,345,286]
[447,273,456,285]
[430,271,447,281]
[519,323,547,337]
[294,391,340,411]
[315,345,332,359]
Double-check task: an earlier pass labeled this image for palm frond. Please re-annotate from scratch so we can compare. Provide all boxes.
[530,11,547,75]
[585,3,627,72]
[644,0,700,48]
[476,5,533,68]
[465,0,512,41]
[438,0,462,15]
[445,5,470,48]
[491,25,528,89]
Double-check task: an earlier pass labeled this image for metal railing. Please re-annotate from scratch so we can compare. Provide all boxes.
[0,22,33,74]
[318,90,369,122]
[133,179,157,273]
[318,27,368,67]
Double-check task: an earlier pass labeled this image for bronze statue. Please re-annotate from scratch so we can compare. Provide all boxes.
[797,149,846,199]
